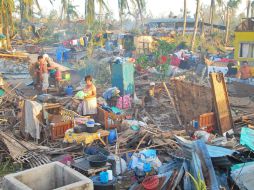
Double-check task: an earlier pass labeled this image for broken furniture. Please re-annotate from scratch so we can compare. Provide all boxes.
[199,112,216,132]
[42,105,88,140]
[97,106,126,129]
[3,161,93,190]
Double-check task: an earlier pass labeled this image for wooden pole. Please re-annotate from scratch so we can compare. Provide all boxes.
[162,82,182,126]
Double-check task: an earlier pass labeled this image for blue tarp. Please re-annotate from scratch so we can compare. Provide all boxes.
[240,127,254,151]
[206,145,236,157]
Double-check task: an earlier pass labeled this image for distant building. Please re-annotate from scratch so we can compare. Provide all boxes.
[234,18,254,63]
[146,18,226,36]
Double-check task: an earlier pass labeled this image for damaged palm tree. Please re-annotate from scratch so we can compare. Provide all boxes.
[0,0,15,50]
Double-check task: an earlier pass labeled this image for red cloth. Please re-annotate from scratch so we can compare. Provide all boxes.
[159,55,168,64]
[170,56,181,67]
[55,70,62,81]
[216,58,235,63]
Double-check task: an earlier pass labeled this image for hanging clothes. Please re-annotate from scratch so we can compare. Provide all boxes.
[72,39,78,46]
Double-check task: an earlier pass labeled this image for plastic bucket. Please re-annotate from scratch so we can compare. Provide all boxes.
[99,171,109,184]
[86,120,95,127]
[65,86,73,96]
[142,175,159,190]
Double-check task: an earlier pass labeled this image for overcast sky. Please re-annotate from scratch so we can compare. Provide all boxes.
[39,0,247,19]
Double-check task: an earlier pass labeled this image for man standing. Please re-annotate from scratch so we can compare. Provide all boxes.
[239,61,251,83]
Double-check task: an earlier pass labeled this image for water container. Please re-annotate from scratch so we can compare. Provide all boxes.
[193,120,199,129]
[65,86,73,96]
[108,129,117,144]
[100,171,108,184]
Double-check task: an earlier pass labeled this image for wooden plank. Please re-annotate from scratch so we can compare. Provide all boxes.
[0,53,28,59]
[210,73,234,135]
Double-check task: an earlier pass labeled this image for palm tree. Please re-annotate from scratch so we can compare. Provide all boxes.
[85,0,108,26]
[209,0,215,33]
[191,0,201,51]
[225,0,241,45]
[247,0,251,18]
[118,0,128,31]
[135,0,146,26]
[67,3,79,22]
[117,0,146,28]
[252,1,254,17]
[183,0,187,37]
[0,0,15,50]
[208,0,223,34]
[60,0,68,20]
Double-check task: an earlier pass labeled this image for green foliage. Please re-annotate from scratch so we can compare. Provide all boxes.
[136,54,149,67]
[154,40,176,58]
[0,159,23,177]
[187,172,207,190]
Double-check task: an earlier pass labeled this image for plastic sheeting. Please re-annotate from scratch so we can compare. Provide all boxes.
[240,127,254,151]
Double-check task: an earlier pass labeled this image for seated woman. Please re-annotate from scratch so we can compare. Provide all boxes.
[78,75,97,116]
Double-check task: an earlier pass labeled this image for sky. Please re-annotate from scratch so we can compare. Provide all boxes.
[40,0,247,19]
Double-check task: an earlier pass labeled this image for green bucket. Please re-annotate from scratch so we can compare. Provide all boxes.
[0,89,5,96]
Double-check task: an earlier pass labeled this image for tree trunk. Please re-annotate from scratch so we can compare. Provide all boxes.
[19,0,25,39]
[247,0,251,18]
[183,0,187,37]
[136,0,144,27]
[34,0,42,17]
[191,0,201,51]
[225,6,230,45]
[209,0,215,34]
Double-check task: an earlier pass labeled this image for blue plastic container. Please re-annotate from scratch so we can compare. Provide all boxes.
[108,129,117,144]
[100,171,108,184]
[65,86,73,96]
[193,120,199,129]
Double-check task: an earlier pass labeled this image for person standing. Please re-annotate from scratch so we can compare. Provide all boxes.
[32,56,43,90]
[77,75,97,116]
[239,61,251,83]
[40,56,49,94]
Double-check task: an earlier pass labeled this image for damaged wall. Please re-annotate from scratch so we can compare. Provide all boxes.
[169,79,213,125]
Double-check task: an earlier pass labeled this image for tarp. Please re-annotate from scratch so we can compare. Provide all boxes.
[240,127,254,151]
[24,100,42,139]
[231,161,254,190]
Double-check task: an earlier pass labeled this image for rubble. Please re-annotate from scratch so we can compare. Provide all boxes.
[1,25,254,190]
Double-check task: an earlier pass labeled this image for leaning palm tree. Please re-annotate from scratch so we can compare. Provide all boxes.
[191,0,201,51]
